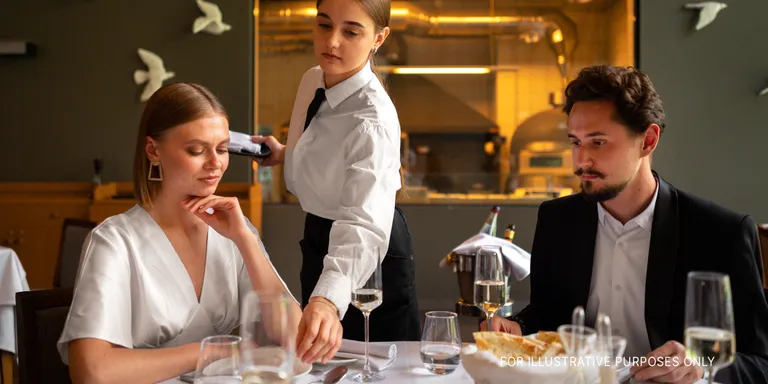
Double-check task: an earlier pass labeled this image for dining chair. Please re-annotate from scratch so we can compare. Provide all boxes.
[15,288,73,384]
[53,219,96,288]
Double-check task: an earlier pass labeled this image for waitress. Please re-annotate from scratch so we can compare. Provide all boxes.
[252,0,419,365]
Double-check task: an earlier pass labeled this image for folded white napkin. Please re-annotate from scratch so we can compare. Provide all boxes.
[228,131,262,155]
[439,233,531,281]
[334,339,397,371]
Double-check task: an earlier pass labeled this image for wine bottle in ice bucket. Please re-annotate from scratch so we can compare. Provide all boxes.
[479,206,500,236]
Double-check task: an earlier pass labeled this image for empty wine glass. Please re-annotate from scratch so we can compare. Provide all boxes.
[420,311,461,375]
[350,247,384,383]
[684,271,736,384]
[474,245,506,331]
[194,335,242,384]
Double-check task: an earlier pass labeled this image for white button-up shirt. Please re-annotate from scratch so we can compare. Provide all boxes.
[585,181,659,359]
[284,62,402,318]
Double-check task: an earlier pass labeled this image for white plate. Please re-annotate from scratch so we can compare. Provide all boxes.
[323,353,360,364]
[294,360,313,377]
[202,355,312,378]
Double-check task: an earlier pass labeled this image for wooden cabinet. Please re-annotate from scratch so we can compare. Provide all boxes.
[0,183,92,289]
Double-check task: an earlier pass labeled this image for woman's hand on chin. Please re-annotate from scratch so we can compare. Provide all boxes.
[182,195,251,243]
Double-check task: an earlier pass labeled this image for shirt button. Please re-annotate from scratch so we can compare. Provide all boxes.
[615,284,622,291]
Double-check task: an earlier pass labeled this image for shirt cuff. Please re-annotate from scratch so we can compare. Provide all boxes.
[311,270,352,320]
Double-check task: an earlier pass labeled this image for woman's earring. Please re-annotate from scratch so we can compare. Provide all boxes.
[372,46,378,54]
[148,161,163,181]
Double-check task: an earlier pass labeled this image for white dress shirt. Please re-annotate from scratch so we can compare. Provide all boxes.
[57,205,293,363]
[284,62,402,318]
[585,180,659,359]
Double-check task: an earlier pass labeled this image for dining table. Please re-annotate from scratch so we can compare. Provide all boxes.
[159,341,718,384]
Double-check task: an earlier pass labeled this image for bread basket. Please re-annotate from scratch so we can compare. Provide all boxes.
[461,331,603,384]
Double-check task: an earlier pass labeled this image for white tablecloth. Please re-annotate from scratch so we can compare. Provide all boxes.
[160,342,472,384]
[159,341,715,384]
[0,246,29,354]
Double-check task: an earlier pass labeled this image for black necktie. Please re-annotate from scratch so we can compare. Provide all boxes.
[303,88,326,131]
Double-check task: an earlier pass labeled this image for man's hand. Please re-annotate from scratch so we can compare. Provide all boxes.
[479,317,522,335]
[630,340,704,383]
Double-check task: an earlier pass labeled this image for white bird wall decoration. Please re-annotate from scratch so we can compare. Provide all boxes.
[684,2,728,31]
[759,85,768,97]
[193,0,231,35]
[133,48,175,102]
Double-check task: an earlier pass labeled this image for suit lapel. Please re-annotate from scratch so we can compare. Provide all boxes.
[645,173,679,349]
[572,195,598,310]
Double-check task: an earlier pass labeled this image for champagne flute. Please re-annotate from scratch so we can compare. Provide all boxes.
[684,271,736,384]
[193,335,242,384]
[350,247,384,383]
[474,245,506,331]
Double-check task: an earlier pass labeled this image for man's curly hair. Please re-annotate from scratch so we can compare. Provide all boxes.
[563,65,666,136]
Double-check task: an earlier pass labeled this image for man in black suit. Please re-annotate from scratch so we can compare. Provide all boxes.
[484,65,768,384]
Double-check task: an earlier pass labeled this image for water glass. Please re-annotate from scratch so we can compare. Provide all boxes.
[420,311,461,375]
[193,335,242,384]
[239,291,298,384]
[558,324,597,357]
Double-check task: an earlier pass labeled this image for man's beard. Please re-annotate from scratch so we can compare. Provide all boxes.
[575,168,629,202]
[580,180,629,202]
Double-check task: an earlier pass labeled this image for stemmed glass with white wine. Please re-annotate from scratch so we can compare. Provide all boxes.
[684,271,736,384]
[350,247,384,383]
[474,245,507,331]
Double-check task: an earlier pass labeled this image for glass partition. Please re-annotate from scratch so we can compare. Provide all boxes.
[255,0,636,204]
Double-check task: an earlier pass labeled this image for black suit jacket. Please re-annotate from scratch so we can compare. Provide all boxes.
[513,173,768,384]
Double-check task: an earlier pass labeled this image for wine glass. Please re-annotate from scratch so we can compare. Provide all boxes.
[193,335,242,384]
[684,271,736,384]
[474,245,506,331]
[239,291,299,384]
[350,247,384,383]
[420,311,461,375]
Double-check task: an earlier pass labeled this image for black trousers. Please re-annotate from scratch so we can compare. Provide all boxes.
[299,207,421,342]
